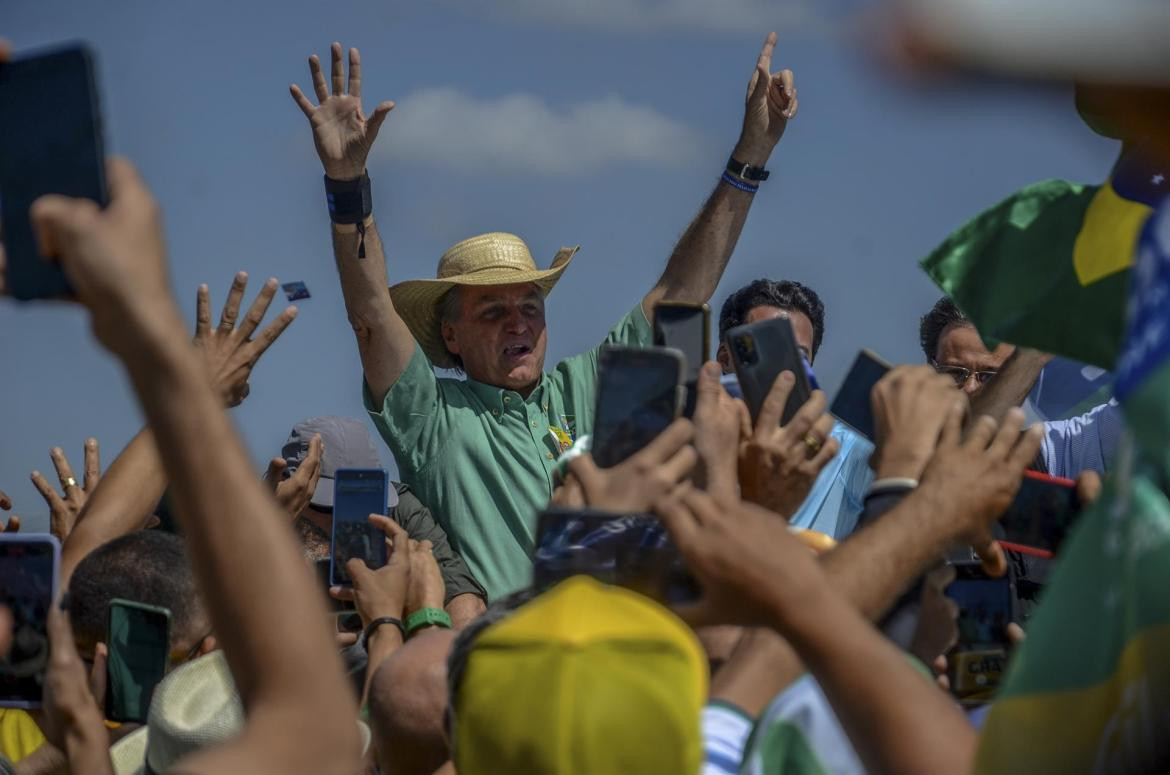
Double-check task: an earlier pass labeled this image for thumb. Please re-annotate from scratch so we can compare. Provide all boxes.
[263,457,287,486]
[89,642,108,708]
[974,538,1007,578]
[366,100,396,142]
[30,195,98,263]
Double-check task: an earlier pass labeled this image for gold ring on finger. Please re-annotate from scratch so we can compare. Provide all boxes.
[62,476,78,489]
[802,433,821,454]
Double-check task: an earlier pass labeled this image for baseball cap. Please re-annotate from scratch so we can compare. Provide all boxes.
[280,416,397,510]
[452,576,706,775]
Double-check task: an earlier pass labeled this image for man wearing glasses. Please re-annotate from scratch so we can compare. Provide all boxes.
[919,297,1122,478]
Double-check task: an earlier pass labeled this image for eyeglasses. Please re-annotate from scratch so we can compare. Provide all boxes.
[931,360,998,387]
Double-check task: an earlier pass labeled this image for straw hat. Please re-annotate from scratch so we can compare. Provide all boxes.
[109,651,370,774]
[389,232,578,368]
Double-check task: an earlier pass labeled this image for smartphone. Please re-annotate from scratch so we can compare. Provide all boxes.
[830,349,892,440]
[330,469,389,586]
[591,346,685,468]
[726,315,812,426]
[654,302,710,382]
[314,558,353,612]
[995,471,1082,559]
[946,563,1014,706]
[0,535,59,708]
[105,598,171,723]
[532,509,699,605]
[0,44,108,299]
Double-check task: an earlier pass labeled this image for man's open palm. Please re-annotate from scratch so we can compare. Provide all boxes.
[290,42,394,180]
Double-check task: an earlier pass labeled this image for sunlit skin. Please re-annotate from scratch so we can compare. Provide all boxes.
[441,282,548,395]
[933,322,1015,398]
[717,305,816,374]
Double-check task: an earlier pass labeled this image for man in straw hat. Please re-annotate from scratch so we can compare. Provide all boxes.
[290,34,798,600]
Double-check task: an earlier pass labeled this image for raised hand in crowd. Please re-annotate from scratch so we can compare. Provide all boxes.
[909,563,959,689]
[30,437,100,542]
[264,432,323,519]
[195,273,298,407]
[290,41,394,181]
[655,487,979,773]
[869,365,963,480]
[40,605,112,775]
[739,371,839,518]
[564,419,697,513]
[691,361,750,501]
[736,31,798,167]
[31,157,361,774]
[0,488,19,532]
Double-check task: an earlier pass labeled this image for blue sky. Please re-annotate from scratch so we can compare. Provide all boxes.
[2,0,1119,529]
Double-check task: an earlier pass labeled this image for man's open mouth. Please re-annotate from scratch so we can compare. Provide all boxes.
[504,344,532,357]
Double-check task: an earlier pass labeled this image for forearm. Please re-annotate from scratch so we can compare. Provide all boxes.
[361,627,404,707]
[969,348,1049,423]
[642,179,754,316]
[61,427,164,582]
[331,218,414,404]
[445,593,486,628]
[13,743,67,775]
[710,628,803,718]
[115,311,356,740]
[780,587,976,774]
[59,712,113,775]
[820,489,955,622]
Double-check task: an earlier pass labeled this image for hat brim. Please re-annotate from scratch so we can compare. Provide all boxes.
[389,247,577,369]
[109,726,149,775]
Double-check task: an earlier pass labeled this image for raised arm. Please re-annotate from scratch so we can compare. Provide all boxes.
[643,32,797,316]
[290,43,414,405]
[32,159,360,775]
[969,347,1053,424]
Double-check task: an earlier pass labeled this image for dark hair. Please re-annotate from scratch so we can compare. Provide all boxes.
[718,279,826,359]
[919,296,969,362]
[66,531,203,649]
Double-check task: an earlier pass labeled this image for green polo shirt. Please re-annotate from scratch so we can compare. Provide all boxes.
[365,304,653,601]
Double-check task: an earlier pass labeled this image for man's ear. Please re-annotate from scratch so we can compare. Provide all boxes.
[197,635,217,656]
[440,320,461,356]
[716,343,732,373]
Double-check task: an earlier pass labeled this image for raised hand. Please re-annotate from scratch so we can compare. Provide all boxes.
[735,32,798,166]
[917,405,1044,576]
[264,433,323,518]
[870,366,964,480]
[692,362,750,500]
[30,438,101,542]
[290,42,395,180]
[194,273,298,407]
[738,371,839,518]
[405,539,446,617]
[331,515,412,630]
[566,419,697,513]
[40,605,110,770]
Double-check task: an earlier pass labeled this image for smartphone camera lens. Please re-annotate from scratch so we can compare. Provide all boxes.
[734,334,757,365]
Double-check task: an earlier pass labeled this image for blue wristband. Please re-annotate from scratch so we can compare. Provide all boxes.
[720,170,759,194]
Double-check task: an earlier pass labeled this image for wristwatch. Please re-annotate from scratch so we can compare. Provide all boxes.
[405,607,453,638]
[726,155,770,182]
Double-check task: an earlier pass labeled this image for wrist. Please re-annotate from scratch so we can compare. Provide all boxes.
[323,165,365,183]
[874,449,932,480]
[732,138,774,169]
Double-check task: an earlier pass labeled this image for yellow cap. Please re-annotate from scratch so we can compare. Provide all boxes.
[454,576,707,775]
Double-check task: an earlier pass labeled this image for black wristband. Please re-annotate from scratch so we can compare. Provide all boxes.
[324,172,373,224]
[363,616,405,645]
[324,173,373,258]
[726,155,770,182]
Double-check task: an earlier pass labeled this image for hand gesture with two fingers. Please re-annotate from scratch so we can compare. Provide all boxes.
[30,438,101,542]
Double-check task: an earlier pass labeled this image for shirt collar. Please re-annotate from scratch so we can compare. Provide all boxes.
[465,373,550,413]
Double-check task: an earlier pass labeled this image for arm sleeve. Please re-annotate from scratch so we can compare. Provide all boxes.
[364,343,446,470]
[391,486,486,604]
[1040,399,1123,479]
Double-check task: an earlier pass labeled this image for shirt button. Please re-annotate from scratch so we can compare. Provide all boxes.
[503,396,511,404]
[531,421,539,428]
[492,409,499,416]
[546,453,554,460]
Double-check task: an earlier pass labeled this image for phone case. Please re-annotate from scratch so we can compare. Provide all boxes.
[105,598,172,723]
[725,316,811,426]
[592,346,686,468]
[329,469,389,586]
[0,535,61,709]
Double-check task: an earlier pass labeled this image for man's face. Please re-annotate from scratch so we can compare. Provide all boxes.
[441,282,548,393]
[933,322,1015,398]
[717,305,816,373]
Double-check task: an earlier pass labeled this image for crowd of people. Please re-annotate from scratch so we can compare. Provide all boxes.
[0,29,1166,775]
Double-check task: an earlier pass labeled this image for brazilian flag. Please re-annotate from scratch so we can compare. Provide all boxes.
[974,207,1170,772]
[921,149,1168,369]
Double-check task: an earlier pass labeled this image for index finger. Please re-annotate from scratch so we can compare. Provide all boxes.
[347,47,362,100]
[237,277,278,341]
[250,306,298,359]
[756,31,777,72]
[756,371,796,432]
[195,283,211,338]
[83,438,100,492]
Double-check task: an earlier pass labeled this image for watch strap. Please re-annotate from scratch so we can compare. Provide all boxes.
[726,155,770,182]
[405,607,453,637]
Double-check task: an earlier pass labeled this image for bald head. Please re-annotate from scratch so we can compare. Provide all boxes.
[369,628,457,775]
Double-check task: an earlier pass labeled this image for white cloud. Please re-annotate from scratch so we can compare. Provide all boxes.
[473,0,816,34]
[381,87,706,176]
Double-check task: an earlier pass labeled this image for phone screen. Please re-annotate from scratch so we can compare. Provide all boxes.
[830,350,891,440]
[653,303,709,383]
[0,536,58,708]
[0,45,107,300]
[947,565,1013,705]
[726,315,811,426]
[331,469,388,586]
[532,510,699,604]
[592,347,683,468]
[995,472,1081,558]
[106,599,171,723]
